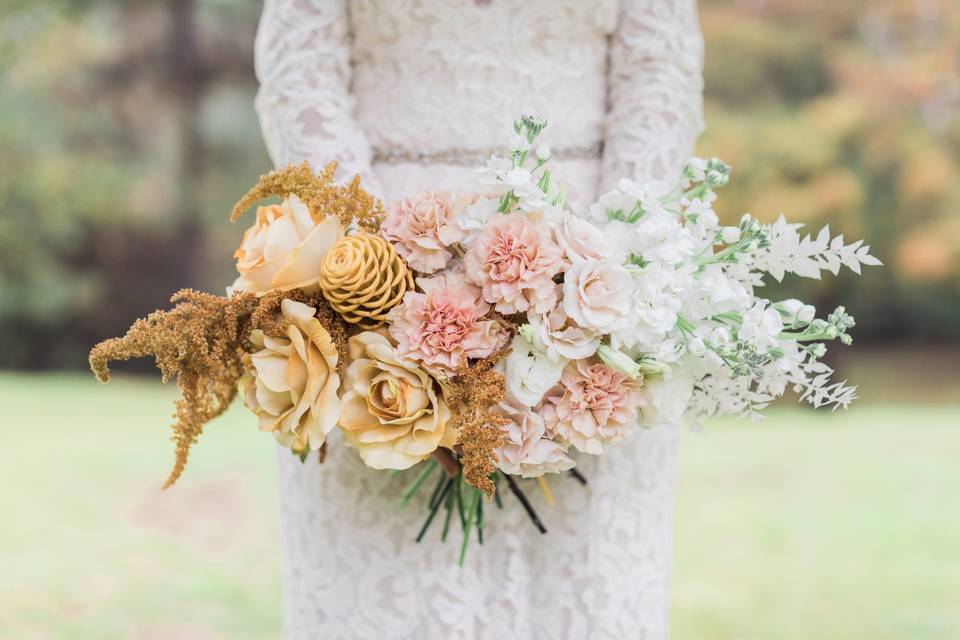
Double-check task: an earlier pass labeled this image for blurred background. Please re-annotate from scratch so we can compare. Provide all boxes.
[1,1,958,638]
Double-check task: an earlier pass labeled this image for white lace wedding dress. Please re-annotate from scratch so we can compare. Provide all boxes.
[254,1,703,638]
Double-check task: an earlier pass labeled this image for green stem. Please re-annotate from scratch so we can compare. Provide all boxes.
[398,459,437,508]
[441,489,455,543]
[415,478,452,543]
[675,315,696,334]
[454,473,466,529]
[427,467,447,510]
[476,495,484,545]
[459,487,481,566]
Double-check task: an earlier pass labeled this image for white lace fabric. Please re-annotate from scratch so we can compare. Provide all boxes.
[255,1,703,638]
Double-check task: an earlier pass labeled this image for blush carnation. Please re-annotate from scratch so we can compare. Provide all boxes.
[541,359,643,455]
[381,190,465,273]
[528,303,602,361]
[463,214,564,314]
[387,272,508,377]
[494,399,574,478]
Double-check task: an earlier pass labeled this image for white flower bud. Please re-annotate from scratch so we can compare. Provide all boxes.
[779,298,804,316]
[720,227,741,244]
[688,337,706,354]
[518,324,535,342]
[505,166,532,187]
[510,134,529,152]
[597,345,642,380]
[535,143,551,160]
[808,343,827,358]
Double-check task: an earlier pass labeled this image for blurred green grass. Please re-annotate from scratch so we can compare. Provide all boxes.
[2,373,958,639]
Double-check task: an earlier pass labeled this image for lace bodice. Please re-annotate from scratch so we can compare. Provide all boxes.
[254,1,703,638]
[255,0,703,198]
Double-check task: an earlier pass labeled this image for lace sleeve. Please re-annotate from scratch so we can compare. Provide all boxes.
[254,0,380,191]
[600,0,705,189]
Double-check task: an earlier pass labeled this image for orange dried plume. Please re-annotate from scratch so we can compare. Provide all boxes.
[230,161,384,232]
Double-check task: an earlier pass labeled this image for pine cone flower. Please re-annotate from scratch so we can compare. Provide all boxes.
[318,233,414,328]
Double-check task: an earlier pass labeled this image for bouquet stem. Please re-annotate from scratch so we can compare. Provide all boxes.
[459,487,482,566]
[415,477,453,543]
[399,459,438,508]
[504,474,547,534]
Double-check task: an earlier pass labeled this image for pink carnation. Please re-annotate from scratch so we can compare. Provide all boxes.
[494,399,574,478]
[387,272,508,377]
[540,359,643,455]
[463,214,564,314]
[381,190,465,274]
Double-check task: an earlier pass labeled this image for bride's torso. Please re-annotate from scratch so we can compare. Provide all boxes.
[347,0,620,205]
[255,1,700,637]
[350,0,617,156]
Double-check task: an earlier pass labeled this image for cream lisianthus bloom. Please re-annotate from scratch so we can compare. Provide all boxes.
[243,299,342,453]
[231,195,344,295]
[561,260,634,333]
[339,331,454,470]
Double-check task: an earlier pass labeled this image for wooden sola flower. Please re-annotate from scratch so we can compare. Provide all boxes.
[318,232,414,329]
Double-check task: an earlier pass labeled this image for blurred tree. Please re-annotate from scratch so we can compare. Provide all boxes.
[0,0,265,368]
[699,0,960,342]
[0,0,957,370]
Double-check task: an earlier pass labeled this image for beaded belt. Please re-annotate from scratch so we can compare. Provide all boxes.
[372,141,604,165]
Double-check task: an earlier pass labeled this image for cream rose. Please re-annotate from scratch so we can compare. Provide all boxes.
[231,196,344,295]
[555,211,608,264]
[339,331,454,470]
[528,303,602,361]
[242,299,342,454]
[561,261,635,333]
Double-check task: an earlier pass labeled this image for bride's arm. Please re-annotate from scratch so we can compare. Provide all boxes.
[254,0,379,191]
[600,0,705,190]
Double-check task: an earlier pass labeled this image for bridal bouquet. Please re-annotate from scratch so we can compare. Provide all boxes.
[90,116,879,562]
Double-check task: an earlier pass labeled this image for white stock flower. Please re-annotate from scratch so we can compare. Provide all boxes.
[613,263,683,351]
[738,301,784,351]
[617,178,671,212]
[456,197,500,245]
[779,298,816,323]
[638,371,694,427]
[632,209,696,265]
[589,190,634,223]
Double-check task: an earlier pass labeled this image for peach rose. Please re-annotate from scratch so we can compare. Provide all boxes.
[339,331,454,470]
[242,299,341,454]
[540,359,643,455]
[381,190,466,274]
[463,213,564,314]
[231,196,343,295]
